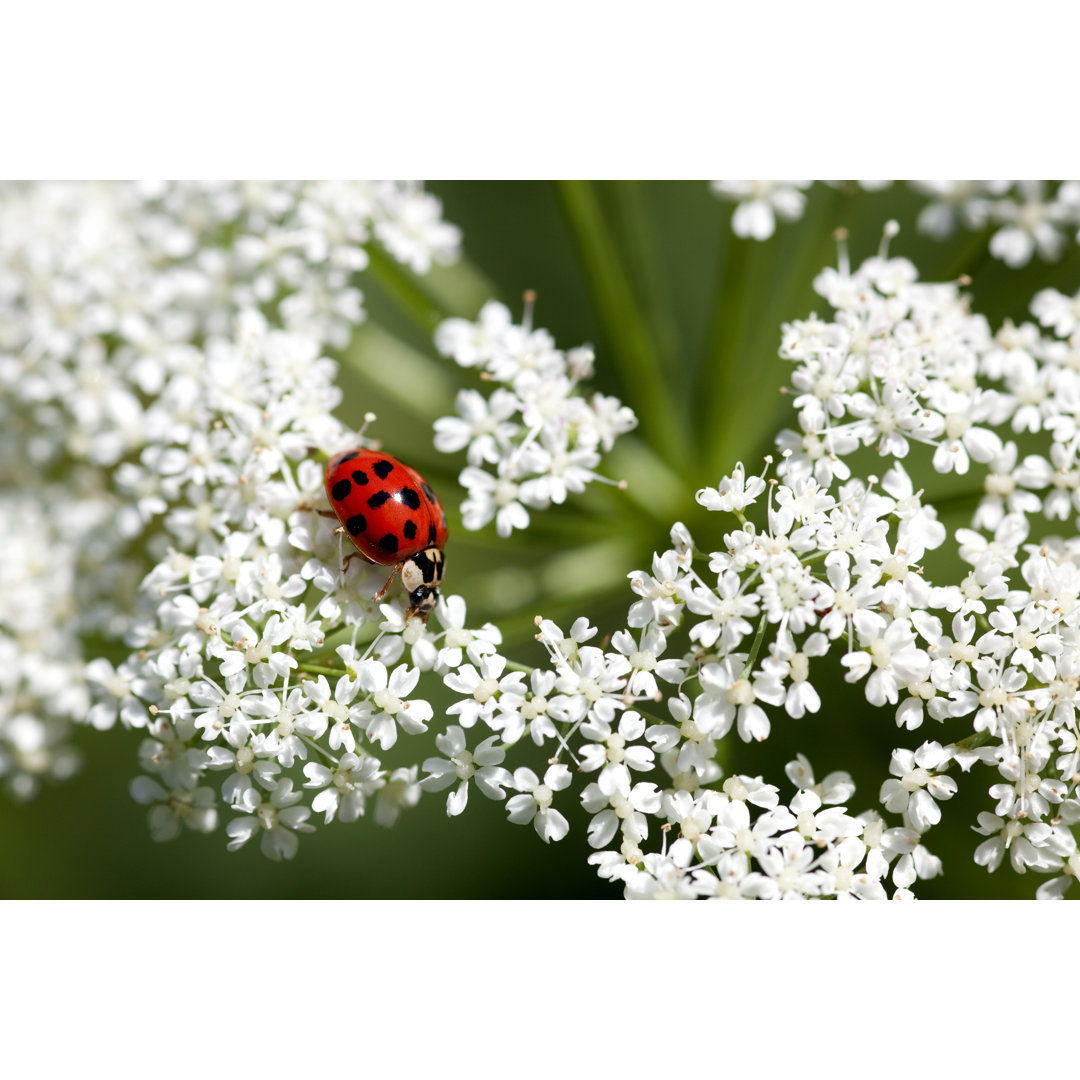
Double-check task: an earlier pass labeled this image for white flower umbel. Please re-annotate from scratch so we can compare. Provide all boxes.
[0,180,464,805]
[107,312,522,858]
[434,296,637,537]
[421,245,1080,897]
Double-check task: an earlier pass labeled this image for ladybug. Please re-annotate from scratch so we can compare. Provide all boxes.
[323,448,448,621]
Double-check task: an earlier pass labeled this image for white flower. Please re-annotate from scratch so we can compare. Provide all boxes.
[1031,285,1080,339]
[374,765,421,828]
[303,752,384,823]
[910,180,997,239]
[224,778,314,860]
[420,725,512,816]
[710,181,812,240]
[742,834,825,899]
[505,763,572,842]
[130,775,218,840]
[784,754,856,805]
[696,462,766,513]
[988,181,1069,267]
[842,619,930,707]
[581,769,661,849]
[578,710,655,791]
[354,661,433,751]
[444,654,525,730]
[879,743,957,832]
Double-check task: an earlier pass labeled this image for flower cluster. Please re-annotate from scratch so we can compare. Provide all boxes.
[433,299,638,536]
[911,180,1080,267]
[402,497,945,899]
[765,256,1080,897]
[1,180,459,476]
[0,180,462,801]
[409,255,1080,899]
[709,180,1080,268]
[0,492,96,798]
[775,231,1000,487]
[96,315,438,854]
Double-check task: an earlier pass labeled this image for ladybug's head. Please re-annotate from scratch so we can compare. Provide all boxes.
[401,547,445,622]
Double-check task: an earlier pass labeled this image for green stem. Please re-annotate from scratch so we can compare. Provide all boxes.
[300,734,340,766]
[699,231,750,458]
[608,181,681,370]
[741,613,770,679]
[501,659,535,676]
[938,728,994,773]
[553,180,691,473]
[921,487,986,516]
[937,225,995,284]
[704,184,848,481]
[364,243,454,333]
[296,663,347,679]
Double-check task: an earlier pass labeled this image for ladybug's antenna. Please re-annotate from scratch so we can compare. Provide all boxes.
[522,289,537,333]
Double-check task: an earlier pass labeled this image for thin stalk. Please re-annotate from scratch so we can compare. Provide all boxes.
[553,180,691,473]
[364,242,454,333]
[300,734,340,766]
[337,321,456,418]
[607,181,681,370]
[937,226,995,284]
[698,230,750,467]
[702,184,848,481]
[296,663,347,678]
[741,613,770,679]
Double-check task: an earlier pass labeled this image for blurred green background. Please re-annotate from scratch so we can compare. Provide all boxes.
[3,181,1078,899]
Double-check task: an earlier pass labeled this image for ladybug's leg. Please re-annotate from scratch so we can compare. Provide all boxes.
[373,562,402,602]
[340,547,378,575]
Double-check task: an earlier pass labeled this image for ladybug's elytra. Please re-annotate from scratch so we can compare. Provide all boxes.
[324,448,448,621]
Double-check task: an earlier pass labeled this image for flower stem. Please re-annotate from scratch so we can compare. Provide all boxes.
[741,613,770,679]
[607,181,682,370]
[702,184,848,482]
[364,243,453,333]
[296,663,346,678]
[300,734,340,766]
[553,180,691,474]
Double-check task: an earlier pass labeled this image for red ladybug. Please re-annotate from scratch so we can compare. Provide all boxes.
[324,449,448,621]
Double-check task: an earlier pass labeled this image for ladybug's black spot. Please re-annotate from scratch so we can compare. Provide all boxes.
[403,520,417,541]
[378,533,399,554]
[367,491,390,509]
[331,479,351,500]
[338,451,359,464]
[373,460,394,480]
[427,523,437,545]
[346,514,366,536]
[421,482,436,504]
[351,469,369,486]
[397,487,421,510]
